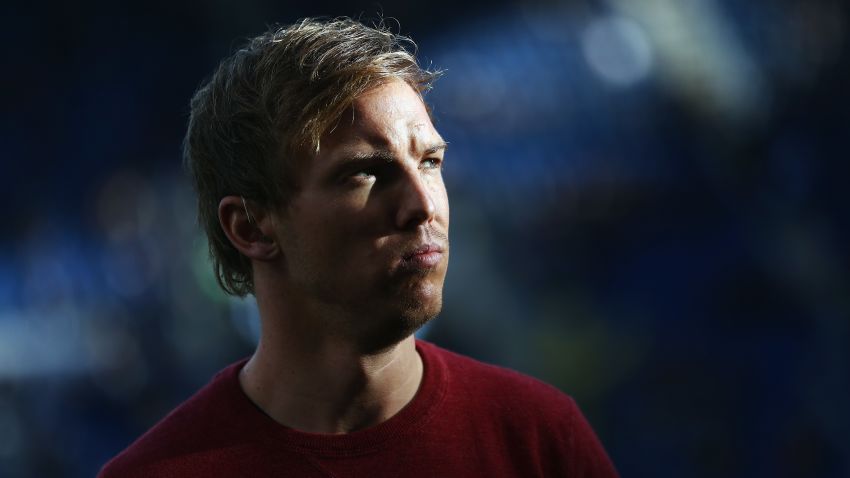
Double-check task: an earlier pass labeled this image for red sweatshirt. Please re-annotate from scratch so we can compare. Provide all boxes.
[100,340,618,477]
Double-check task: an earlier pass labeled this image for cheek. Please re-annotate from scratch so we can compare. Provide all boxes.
[299,194,365,232]
[285,199,351,255]
[307,201,382,258]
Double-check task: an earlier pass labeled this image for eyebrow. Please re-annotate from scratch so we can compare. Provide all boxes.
[424,141,449,155]
[340,141,449,164]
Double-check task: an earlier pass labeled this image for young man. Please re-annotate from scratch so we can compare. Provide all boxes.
[100,18,618,477]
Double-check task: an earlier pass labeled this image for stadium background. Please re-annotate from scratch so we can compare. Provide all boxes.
[1,0,848,476]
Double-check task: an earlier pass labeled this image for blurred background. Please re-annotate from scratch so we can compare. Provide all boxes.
[2,0,849,476]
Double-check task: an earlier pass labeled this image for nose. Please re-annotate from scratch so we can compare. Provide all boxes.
[394,170,436,230]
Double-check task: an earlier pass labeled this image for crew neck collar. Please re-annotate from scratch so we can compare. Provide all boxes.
[218,339,448,457]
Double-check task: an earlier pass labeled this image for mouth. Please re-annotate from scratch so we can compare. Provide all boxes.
[399,243,444,271]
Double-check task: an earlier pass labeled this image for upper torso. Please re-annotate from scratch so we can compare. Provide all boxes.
[99,340,618,477]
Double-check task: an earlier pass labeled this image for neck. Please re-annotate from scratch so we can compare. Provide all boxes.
[238,291,424,434]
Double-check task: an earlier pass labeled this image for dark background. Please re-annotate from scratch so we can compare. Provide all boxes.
[1,0,848,476]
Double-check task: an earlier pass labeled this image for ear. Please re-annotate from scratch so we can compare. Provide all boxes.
[218,196,279,261]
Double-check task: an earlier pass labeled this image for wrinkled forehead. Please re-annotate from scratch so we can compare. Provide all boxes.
[324,80,442,153]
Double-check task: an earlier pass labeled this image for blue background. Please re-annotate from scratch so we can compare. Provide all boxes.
[1,0,848,476]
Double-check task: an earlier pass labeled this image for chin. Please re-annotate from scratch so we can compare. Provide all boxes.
[401,295,442,331]
[401,279,444,322]
[358,291,442,354]
[351,270,445,352]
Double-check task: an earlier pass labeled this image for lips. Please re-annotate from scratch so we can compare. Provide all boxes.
[400,243,444,270]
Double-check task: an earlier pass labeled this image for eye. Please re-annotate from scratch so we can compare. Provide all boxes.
[347,166,378,184]
[422,157,442,170]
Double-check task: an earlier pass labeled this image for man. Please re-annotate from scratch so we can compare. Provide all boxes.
[100,18,618,477]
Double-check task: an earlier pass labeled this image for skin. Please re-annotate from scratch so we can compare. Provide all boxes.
[218,79,449,434]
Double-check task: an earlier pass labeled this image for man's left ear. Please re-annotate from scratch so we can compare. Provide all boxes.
[217,196,278,261]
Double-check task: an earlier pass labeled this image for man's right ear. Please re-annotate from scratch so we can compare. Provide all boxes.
[218,196,279,260]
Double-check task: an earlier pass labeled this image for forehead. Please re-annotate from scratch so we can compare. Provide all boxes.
[321,79,442,153]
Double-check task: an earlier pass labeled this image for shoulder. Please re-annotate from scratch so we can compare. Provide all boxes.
[98,360,249,478]
[418,340,619,476]
[419,340,575,404]
[418,340,578,421]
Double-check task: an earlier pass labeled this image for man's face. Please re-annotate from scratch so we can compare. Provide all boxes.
[274,79,449,348]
